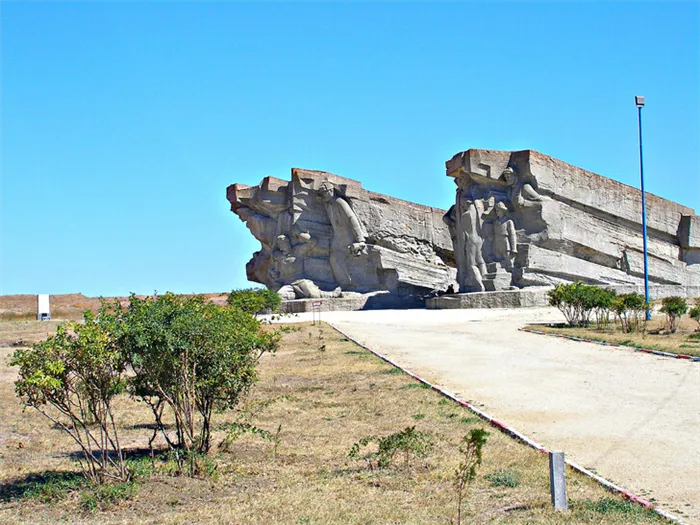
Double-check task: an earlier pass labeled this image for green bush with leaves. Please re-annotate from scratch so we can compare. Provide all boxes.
[348,426,433,470]
[690,304,700,330]
[10,310,129,484]
[611,293,650,333]
[548,282,615,328]
[116,293,279,457]
[454,428,489,525]
[226,288,281,315]
[659,296,688,333]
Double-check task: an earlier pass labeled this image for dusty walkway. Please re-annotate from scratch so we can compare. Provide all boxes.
[285,307,700,523]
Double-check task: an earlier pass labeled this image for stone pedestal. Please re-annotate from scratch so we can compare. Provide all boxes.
[426,288,551,309]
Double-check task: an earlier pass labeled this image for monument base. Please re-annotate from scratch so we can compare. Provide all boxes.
[426,284,700,310]
[279,291,423,313]
[426,288,551,309]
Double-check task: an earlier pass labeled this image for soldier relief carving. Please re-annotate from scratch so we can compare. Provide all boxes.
[444,165,546,293]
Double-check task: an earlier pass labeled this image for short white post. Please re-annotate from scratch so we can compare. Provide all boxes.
[549,451,568,511]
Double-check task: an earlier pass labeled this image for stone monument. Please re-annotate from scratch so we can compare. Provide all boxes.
[227,169,456,309]
[228,150,699,311]
[429,148,699,308]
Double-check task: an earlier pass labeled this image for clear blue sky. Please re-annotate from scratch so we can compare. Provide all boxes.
[1,1,698,297]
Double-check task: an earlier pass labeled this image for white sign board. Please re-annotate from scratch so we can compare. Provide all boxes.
[37,294,50,320]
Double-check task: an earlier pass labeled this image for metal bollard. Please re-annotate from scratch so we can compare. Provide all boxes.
[549,451,568,511]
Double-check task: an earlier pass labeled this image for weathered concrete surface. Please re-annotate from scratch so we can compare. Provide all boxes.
[229,150,698,306]
[278,308,700,523]
[279,291,422,313]
[444,149,700,294]
[227,169,456,301]
[427,287,551,309]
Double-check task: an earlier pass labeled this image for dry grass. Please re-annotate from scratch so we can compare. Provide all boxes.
[0,320,669,524]
[527,313,700,357]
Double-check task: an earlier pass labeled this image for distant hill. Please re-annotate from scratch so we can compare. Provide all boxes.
[0,293,230,320]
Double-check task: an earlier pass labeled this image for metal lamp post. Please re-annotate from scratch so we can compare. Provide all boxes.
[635,95,651,319]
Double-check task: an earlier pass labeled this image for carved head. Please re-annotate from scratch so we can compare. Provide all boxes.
[276,234,292,254]
[502,167,517,186]
[318,181,335,202]
[495,201,509,218]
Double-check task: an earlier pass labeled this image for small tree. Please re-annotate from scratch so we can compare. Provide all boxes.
[689,305,700,331]
[119,294,279,459]
[591,287,616,329]
[611,293,649,333]
[659,296,688,333]
[348,426,433,471]
[548,282,612,327]
[10,310,129,484]
[226,288,281,315]
[454,428,489,525]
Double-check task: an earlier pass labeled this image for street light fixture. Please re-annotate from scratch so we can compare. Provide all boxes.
[635,95,651,319]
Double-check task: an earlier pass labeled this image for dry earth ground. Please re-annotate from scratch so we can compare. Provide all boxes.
[0,319,668,524]
[309,308,700,524]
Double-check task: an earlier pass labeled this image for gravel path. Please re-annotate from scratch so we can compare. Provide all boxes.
[284,307,700,523]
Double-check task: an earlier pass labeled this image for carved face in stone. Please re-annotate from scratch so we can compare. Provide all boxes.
[277,234,292,254]
[495,202,508,218]
[503,168,517,186]
[319,182,335,203]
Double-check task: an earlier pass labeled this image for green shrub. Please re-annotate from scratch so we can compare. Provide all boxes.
[227,288,281,315]
[348,426,433,469]
[79,481,138,511]
[10,309,129,484]
[118,293,279,456]
[454,428,489,525]
[689,305,700,330]
[659,296,688,333]
[548,282,615,327]
[486,468,520,488]
[611,293,649,333]
[21,472,89,503]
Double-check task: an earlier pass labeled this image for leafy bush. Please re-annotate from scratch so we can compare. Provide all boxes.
[548,282,615,328]
[227,288,281,315]
[79,481,138,511]
[20,472,89,503]
[659,296,688,333]
[348,426,433,470]
[117,293,279,455]
[589,287,616,328]
[10,310,129,484]
[454,428,489,525]
[688,305,700,330]
[611,293,650,333]
[486,468,520,488]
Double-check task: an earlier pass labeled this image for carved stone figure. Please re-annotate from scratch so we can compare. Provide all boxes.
[318,181,368,286]
[443,148,699,291]
[502,166,543,213]
[270,234,303,284]
[227,169,456,301]
[454,185,487,292]
[277,279,342,300]
[492,202,518,272]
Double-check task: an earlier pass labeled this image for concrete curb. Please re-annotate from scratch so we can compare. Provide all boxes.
[520,327,700,362]
[329,322,685,525]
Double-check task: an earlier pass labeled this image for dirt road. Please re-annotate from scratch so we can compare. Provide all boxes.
[287,307,700,523]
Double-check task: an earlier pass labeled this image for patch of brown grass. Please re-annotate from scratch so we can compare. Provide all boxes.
[0,322,670,524]
[527,313,700,357]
